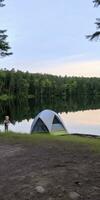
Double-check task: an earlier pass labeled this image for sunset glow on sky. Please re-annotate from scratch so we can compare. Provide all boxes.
[0,0,100,77]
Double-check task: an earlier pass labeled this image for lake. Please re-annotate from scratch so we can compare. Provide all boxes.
[0,97,100,136]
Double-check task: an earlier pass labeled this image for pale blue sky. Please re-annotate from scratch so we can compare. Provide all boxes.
[0,0,100,76]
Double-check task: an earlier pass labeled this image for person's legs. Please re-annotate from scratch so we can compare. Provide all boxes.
[5,124,8,132]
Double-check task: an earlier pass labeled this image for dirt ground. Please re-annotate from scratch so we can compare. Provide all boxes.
[0,138,100,200]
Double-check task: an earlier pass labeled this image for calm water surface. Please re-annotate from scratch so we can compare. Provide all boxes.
[0,109,100,136]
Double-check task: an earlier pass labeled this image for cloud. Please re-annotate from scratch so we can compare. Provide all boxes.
[39,60,100,77]
[0,55,100,77]
[26,59,100,77]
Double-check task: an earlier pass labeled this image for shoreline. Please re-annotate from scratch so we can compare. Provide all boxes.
[0,129,100,138]
[0,131,100,152]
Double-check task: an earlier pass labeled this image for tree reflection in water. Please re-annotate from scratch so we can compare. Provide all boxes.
[0,95,100,124]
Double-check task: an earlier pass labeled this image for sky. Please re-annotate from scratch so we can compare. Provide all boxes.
[0,0,100,77]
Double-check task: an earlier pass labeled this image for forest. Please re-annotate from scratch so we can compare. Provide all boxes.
[0,69,100,101]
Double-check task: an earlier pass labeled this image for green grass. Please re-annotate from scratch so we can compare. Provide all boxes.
[57,134,100,152]
[0,132,55,143]
[0,131,100,152]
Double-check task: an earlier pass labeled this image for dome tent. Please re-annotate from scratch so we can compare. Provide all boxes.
[31,109,67,133]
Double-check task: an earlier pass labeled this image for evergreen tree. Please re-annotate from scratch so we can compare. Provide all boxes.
[0,0,5,7]
[87,0,100,40]
[0,0,12,57]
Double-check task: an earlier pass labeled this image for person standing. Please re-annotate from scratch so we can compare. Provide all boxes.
[4,116,10,132]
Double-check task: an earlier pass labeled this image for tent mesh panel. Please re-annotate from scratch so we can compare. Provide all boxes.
[52,116,65,131]
[32,118,49,133]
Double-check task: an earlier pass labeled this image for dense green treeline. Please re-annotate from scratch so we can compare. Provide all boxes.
[0,69,100,99]
[0,69,100,123]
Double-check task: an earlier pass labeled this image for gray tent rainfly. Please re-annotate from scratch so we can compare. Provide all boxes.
[31,109,67,133]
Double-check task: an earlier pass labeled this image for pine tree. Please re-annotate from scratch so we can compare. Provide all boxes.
[0,0,12,57]
[87,0,100,40]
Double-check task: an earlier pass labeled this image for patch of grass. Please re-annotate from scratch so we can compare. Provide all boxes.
[0,131,100,152]
[0,132,55,144]
[57,134,100,152]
